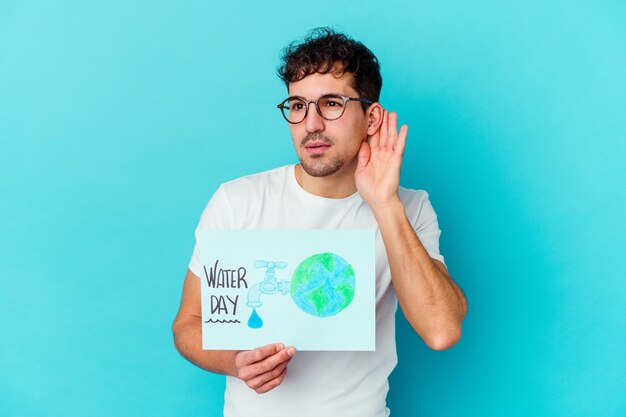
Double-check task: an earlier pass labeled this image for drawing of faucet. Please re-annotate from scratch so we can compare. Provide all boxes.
[246,260,290,309]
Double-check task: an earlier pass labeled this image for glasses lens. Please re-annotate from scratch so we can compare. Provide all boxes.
[318,95,345,120]
[283,98,306,123]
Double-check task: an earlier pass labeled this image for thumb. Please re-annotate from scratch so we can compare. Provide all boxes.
[357,140,371,171]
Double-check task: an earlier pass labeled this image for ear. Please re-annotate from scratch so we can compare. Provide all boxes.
[366,103,383,136]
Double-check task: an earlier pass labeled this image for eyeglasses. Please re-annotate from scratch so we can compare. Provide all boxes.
[277,93,373,124]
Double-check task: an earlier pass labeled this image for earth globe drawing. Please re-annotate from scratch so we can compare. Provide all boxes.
[290,252,356,317]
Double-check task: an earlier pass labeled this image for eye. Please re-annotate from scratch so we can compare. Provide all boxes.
[288,99,306,112]
[320,96,344,108]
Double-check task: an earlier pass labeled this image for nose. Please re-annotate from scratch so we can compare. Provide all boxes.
[304,102,325,133]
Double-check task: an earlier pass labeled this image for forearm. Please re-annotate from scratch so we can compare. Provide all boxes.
[373,198,467,349]
[172,316,238,376]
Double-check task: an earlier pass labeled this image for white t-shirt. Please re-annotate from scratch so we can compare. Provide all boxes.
[188,164,445,417]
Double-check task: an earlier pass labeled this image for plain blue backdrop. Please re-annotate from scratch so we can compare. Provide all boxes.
[1,1,624,416]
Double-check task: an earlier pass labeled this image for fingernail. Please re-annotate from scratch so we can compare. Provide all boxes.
[287,347,295,357]
[277,344,284,351]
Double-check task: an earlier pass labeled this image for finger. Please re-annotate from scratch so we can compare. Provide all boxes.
[379,109,389,148]
[369,127,380,149]
[357,141,371,171]
[247,346,295,378]
[255,366,288,394]
[237,343,284,367]
[245,357,291,390]
[394,124,408,156]
[388,112,398,143]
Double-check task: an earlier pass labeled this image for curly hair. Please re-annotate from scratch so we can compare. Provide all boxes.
[277,27,382,110]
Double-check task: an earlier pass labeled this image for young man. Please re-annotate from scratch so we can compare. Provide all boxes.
[173,28,467,417]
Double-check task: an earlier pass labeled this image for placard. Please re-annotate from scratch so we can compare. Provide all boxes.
[197,229,376,351]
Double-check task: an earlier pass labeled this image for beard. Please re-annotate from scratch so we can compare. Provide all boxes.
[300,156,344,177]
[298,133,344,177]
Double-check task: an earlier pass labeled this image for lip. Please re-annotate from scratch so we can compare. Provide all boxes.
[304,141,331,155]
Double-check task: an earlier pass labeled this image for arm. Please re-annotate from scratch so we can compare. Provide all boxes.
[172,268,297,392]
[172,268,239,375]
[373,200,467,350]
[356,109,468,350]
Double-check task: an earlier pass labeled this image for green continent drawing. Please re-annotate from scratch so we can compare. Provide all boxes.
[290,252,355,317]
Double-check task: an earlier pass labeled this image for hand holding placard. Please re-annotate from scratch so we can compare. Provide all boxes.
[235,342,297,394]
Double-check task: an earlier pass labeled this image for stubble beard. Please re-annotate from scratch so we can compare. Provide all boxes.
[300,155,344,177]
[298,133,344,177]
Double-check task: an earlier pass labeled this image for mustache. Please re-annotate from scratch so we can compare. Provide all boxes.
[301,133,334,146]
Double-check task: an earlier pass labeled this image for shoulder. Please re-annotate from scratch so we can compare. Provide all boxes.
[212,165,293,211]
[220,165,293,191]
[398,186,439,230]
[197,165,292,228]
[398,186,430,211]
[219,165,292,197]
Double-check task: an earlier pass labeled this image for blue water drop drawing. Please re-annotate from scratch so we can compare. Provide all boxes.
[248,308,263,329]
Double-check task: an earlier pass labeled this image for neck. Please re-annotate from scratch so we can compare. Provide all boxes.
[294,161,358,199]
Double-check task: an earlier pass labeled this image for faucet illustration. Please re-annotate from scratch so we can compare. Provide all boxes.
[246,260,290,308]
[246,260,290,329]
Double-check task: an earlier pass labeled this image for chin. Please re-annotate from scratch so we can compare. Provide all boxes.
[300,157,344,177]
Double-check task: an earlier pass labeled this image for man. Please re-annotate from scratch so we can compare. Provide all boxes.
[172,27,468,417]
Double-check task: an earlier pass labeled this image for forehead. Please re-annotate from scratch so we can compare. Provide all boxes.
[287,71,358,98]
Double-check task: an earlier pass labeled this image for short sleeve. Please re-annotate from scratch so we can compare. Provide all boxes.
[406,191,446,266]
[188,185,235,277]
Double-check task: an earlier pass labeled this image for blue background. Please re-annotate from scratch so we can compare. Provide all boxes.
[1,1,624,416]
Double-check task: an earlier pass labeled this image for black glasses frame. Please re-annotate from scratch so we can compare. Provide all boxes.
[277,93,374,124]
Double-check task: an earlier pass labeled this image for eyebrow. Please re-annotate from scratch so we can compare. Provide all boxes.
[286,92,344,100]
